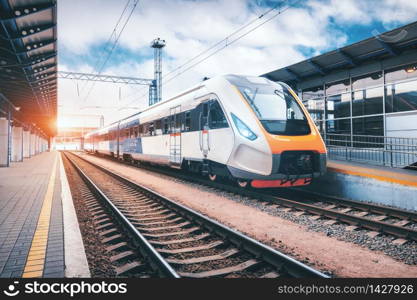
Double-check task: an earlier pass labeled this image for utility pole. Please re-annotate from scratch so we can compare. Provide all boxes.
[150,38,166,105]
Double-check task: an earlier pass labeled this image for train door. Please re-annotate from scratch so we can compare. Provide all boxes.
[169,105,181,165]
[199,101,210,157]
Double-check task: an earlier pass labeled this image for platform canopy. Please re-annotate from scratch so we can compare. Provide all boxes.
[263,21,417,86]
[0,0,57,137]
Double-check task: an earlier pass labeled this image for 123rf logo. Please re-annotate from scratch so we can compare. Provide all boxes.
[3,281,127,297]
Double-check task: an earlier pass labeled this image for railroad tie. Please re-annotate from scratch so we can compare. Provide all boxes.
[99,228,118,237]
[149,233,210,245]
[394,220,410,227]
[106,242,128,252]
[115,261,144,276]
[166,248,239,265]
[142,227,199,238]
[131,213,176,222]
[156,240,223,254]
[131,217,183,227]
[353,211,369,217]
[96,222,115,230]
[373,215,388,221]
[94,217,111,225]
[101,234,123,244]
[178,259,259,278]
[110,250,136,263]
[136,221,190,232]
[261,272,280,278]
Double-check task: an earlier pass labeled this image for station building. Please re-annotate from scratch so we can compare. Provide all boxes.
[263,21,417,169]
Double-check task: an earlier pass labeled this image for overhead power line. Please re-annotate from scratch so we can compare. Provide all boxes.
[120,0,299,110]
[163,0,300,85]
[162,1,287,81]
[78,0,132,96]
[82,0,140,102]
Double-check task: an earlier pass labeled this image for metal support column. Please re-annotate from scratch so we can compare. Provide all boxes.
[7,104,12,167]
[150,38,166,105]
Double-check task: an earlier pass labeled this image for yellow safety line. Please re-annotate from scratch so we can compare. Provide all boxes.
[22,154,58,278]
[328,165,417,188]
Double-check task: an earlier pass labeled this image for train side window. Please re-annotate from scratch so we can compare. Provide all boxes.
[134,126,138,138]
[149,122,154,136]
[163,118,169,134]
[170,115,176,133]
[155,120,162,135]
[175,113,182,131]
[142,124,147,136]
[209,100,228,129]
[139,124,144,137]
[200,102,209,130]
[184,111,191,132]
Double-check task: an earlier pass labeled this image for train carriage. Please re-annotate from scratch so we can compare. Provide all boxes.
[84,74,327,188]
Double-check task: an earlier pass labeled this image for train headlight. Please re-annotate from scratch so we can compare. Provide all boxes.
[231,113,257,141]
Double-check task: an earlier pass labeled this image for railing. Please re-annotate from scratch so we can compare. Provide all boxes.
[324,134,417,170]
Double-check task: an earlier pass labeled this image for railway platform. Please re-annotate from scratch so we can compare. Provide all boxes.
[0,151,89,278]
[303,159,417,211]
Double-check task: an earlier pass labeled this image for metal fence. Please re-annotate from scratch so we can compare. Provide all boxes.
[324,134,417,170]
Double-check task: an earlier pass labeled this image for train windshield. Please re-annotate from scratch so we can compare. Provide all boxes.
[237,83,311,136]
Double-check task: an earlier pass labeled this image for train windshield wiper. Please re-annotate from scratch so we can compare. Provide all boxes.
[243,88,262,118]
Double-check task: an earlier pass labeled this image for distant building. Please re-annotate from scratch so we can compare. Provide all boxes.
[54,127,98,150]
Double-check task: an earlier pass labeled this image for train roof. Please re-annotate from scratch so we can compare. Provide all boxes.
[84,74,274,137]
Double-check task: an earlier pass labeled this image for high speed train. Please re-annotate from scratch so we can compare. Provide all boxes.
[84,74,327,188]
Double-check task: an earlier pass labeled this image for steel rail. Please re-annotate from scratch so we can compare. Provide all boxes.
[287,189,417,222]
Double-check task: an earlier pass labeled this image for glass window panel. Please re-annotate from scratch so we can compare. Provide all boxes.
[352,72,383,90]
[209,101,228,129]
[304,98,325,121]
[326,118,351,135]
[352,86,383,116]
[155,120,162,135]
[326,93,350,118]
[353,116,383,136]
[302,86,324,100]
[184,112,191,131]
[175,114,182,130]
[149,122,155,136]
[385,79,417,113]
[164,118,169,134]
[385,64,417,84]
[314,120,325,135]
[325,79,350,96]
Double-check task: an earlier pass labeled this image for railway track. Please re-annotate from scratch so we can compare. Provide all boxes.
[62,152,173,277]
[62,151,328,278]
[83,151,417,244]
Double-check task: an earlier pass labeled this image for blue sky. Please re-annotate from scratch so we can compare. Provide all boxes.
[57,0,417,128]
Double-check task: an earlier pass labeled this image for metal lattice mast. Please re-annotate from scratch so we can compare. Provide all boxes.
[150,38,166,105]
